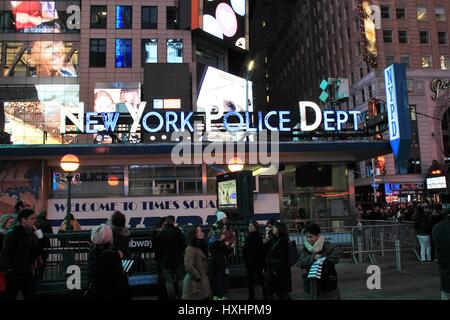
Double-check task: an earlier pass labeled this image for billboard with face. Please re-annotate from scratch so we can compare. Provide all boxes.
[359,0,377,68]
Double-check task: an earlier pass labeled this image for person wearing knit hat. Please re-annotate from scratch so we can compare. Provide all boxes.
[87,223,130,299]
[216,210,227,224]
[90,224,113,245]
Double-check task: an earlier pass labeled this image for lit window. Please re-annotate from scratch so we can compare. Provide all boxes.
[417,6,428,21]
[116,6,132,29]
[436,7,446,21]
[90,6,107,29]
[441,55,450,70]
[167,39,183,63]
[421,56,432,68]
[142,39,157,65]
[115,39,132,68]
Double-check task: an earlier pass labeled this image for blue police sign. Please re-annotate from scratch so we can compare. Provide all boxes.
[384,64,412,161]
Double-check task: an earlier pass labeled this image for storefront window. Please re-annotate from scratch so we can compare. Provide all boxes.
[50,166,125,198]
[281,164,350,228]
[129,165,201,196]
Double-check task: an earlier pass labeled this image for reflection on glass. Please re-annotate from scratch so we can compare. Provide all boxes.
[115,38,132,68]
[167,39,183,63]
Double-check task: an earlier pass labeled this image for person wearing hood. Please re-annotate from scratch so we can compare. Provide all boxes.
[242,221,265,300]
[182,225,211,300]
[0,214,16,251]
[300,223,341,300]
[87,224,130,300]
[0,209,40,300]
[265,222,291,300]
[109,211,130,259]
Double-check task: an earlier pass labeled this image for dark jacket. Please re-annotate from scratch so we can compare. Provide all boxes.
[87,244,130,299]
[266,235,292,294]
[432,215,450,293]
[208,235,231,269]
[415,214,431,235]
[154,224,186,269]
[300,240,341,300]
[111,226,131,259]
[35,216,53,235]
[242,231,265,270]
[0,225,40,276]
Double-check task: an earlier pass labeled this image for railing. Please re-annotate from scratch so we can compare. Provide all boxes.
[351,223,420,270]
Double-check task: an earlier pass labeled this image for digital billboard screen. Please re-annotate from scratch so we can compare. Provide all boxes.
[358,0,377,68]
[193,0,248,50]
[218,179,238,210]
[4,84,79,144]
[426,176,447,190]
[0,1,80,33]
[0,41,78,77]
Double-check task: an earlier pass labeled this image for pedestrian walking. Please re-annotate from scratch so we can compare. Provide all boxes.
[432,210,450,300]
[0,209,40,300]
[87,224,130,300]
[242,221,265,300]
[265,222,291,300]
[300,223,341,300]
[182,226,211,300]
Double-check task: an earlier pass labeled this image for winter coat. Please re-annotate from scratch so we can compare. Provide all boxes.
[300,240,341,300]
[154,224,186,269]
[208,235,231,269]
[242,231,265,270]
[265,235,292,295]
[87,244,130,300]
[111,226,131,259]
[182,245,212,300]
[0,225,40,276]
[415,214,431,235]
[35,216,53,235]
[432,215,450,293]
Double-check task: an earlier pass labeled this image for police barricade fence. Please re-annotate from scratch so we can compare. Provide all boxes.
[351,223,420,270]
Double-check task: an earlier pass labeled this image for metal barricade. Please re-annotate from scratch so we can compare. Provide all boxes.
[351,224,420,270]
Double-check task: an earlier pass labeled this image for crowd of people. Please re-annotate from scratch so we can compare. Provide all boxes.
[2,199,449,300]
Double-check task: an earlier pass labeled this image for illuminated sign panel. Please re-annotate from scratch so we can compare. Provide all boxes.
[384,63,412,161]
[426,176,447,190]
[192,0,248,50]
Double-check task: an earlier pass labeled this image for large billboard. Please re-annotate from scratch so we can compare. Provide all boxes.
[192,0,248,50]
[0,1,80,33]
[358,0,377,68]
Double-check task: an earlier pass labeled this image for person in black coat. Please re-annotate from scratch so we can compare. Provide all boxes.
[153,215,186,299]
[432,211,450,300]
[87,224,130,300]
[34,210,53,280]
[109,211,131,259]
[0,209,40,300]
[208,225,231,300]
[152,216,167,300]
[265,222,292,300]
[414,206,432,262]
[242,221,265,300]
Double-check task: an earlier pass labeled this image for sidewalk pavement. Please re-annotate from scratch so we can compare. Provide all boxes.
[135,258,442,300]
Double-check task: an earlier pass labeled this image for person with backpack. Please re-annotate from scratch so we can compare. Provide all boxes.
[300,223,341,300]
[264,222,292,300]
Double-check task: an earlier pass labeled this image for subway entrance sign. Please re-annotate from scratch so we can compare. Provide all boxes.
[384,63,412,161]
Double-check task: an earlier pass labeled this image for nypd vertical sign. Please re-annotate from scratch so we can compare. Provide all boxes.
[384,64,412,161]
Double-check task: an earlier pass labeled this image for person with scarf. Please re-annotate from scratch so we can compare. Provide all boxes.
[265,222,292,300]
[182,226,212,300]
[300,223,341,300]
[242,221,265,300]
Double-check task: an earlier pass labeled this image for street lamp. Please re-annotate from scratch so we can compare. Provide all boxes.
[228,156,244,172]
[60,154,80,231]
[245,60,254,112]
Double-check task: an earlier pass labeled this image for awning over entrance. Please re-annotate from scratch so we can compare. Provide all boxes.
[0,140,391,163]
